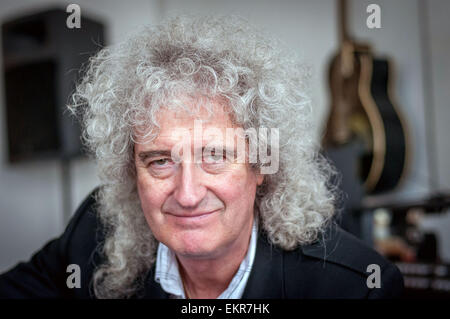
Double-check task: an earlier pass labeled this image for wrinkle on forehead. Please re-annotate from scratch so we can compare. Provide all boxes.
[134,95,238,145]
[164,95,233,122]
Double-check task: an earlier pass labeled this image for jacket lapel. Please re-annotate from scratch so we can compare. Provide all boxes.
[242,225,343,299]
[142,233,286,299]
[141,227,342,299]
[241,233,285,298]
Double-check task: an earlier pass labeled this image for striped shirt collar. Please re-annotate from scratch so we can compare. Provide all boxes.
[154,217,259,299]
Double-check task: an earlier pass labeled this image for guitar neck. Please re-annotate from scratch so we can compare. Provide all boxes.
[338,0,371,55]
[339,0,350,43]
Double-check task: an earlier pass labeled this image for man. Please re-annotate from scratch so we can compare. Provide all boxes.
[0,15,403,299]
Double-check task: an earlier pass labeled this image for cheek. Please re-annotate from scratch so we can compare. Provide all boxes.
[213,167,258,207]
[137,176,174,242]
[137,172,171,214]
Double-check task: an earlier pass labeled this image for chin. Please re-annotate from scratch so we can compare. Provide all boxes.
[174,244,218,259]
[171,232,222,259]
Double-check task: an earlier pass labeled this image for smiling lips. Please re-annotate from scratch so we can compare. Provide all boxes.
[167,209,220,219]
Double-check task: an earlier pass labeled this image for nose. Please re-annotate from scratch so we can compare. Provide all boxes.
[173,162,207,208]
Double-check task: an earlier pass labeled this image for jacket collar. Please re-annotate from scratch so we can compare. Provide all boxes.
[242,224,343,298]
[241,232,285,298]
[141,232,285,299]
[142,225,342,299]
[142,267,170,299]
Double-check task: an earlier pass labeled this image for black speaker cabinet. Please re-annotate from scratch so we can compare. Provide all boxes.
[2,8,105,163]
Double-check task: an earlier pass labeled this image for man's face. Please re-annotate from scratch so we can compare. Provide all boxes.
[135,102,263,260]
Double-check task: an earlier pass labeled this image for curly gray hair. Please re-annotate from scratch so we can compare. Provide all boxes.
[69,15,336,299]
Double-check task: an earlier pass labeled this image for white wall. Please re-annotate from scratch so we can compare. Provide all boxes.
[1,0,450,272]
[0,0,162,272]
[427,0,450,194]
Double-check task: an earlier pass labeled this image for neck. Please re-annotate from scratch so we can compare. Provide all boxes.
[176,219,254,299]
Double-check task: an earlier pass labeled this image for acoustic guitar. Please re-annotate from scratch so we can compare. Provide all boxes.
[323,0,409,194]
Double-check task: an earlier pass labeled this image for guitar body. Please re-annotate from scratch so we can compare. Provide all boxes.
[324,46,408,194]
[360,57,408,193]
[324,44,363,146]
[323,0,409,195]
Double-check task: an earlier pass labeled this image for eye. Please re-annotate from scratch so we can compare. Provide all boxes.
[149,158,173,167]
[203,150,226,163]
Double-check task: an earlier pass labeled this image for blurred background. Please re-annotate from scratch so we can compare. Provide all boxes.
[0,0,449,298]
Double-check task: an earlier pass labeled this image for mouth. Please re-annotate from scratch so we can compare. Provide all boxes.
[167,209,221,220]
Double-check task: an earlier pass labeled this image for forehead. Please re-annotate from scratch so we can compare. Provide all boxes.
[160,106,233,132]
[135,99,239,149]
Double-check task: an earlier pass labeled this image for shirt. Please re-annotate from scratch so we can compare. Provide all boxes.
[154,218,259,299]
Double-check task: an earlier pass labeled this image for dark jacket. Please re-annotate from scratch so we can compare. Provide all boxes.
[0,190,404,298]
